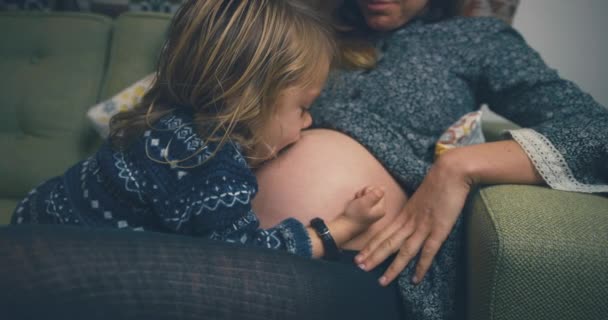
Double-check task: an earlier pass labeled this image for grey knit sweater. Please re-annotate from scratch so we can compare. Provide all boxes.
[311,16,608,320]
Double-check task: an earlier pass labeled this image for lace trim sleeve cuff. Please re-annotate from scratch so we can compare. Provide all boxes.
[508,128,608,193]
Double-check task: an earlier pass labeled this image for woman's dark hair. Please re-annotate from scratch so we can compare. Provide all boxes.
[333,0,463,69]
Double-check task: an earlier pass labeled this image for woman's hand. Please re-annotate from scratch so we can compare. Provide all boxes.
[354,140,543,286]
[354,151,474,286]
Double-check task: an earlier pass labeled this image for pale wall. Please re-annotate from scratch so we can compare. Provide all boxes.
[513,0,608,107]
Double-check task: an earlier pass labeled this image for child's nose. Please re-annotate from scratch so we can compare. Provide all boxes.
[302,113,312,128]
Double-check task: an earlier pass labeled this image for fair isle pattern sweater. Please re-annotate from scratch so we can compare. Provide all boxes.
[12,111,312,258]
[311,17,608,320]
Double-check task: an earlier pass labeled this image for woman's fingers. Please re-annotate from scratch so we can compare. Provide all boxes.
[356,218,416,272]
[360,228,407,272]
[412,230,450,284]
[355,212,407,263]
[378,227,429,286]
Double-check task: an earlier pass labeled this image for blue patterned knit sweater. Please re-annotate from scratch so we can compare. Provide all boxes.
[12,111,312,257]
[310,16,608,320]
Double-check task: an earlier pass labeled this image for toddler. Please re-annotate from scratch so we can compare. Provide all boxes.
[11,0,385,259]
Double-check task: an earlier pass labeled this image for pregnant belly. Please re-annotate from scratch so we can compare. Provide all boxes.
[252,129,408,250]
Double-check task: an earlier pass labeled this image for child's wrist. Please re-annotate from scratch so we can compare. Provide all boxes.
[306,226,324,258]
[307,216,363,259]
[330,216,364,245]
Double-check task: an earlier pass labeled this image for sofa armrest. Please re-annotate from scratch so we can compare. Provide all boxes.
[465,185,608,320]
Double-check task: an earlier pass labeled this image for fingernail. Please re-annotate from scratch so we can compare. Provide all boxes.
[355,255,363,263]
[379,276,387,286]
[411,276,419,284]
[358,263,366,270]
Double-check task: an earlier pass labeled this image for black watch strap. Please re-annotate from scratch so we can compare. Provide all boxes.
[310,217,340,260]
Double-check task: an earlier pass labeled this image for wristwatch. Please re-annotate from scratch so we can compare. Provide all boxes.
[310,217,341,261]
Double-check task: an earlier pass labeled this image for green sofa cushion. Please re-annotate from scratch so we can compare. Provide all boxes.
[0,12,112,199]
[467,185,608,320]
[100,12,171,99]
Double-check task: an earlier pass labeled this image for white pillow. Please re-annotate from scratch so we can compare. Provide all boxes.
[87,73,156,137]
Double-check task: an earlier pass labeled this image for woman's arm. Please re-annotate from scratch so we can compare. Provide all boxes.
[356,140,543,285]
[468,20,608,192]
[452,140,543,185]
[357,19,608,285]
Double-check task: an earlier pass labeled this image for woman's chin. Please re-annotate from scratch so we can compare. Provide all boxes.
[365,15,404,31]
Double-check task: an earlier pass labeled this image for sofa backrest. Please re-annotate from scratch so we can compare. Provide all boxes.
[100,12,171,99]
[0,12,112,199]
[0,12,171,223]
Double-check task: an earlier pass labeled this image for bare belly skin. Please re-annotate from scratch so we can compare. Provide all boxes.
[253,129,408,250]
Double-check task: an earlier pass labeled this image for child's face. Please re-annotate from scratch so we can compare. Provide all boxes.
[256,61,329,160]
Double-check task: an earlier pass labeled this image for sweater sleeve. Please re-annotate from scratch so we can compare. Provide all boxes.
[140,121,313,257]
[466,19,608,192]
[154,172,312,257]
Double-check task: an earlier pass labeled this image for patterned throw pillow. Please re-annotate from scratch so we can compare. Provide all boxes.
[435,111,485,159]
[87,73,155,137]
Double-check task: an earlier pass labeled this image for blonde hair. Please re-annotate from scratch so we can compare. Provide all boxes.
[110,0,335,165]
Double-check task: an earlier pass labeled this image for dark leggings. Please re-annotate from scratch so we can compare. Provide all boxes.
[0,225,403,320]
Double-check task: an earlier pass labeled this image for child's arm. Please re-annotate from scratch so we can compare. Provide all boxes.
[153,170,384,258]
[142,125,384,258]
[307,186,385,258]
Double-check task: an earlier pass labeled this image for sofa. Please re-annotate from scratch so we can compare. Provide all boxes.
[1,11,607,320]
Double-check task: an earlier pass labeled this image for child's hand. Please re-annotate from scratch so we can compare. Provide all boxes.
[343,186,386,230]
[308,186,386,258]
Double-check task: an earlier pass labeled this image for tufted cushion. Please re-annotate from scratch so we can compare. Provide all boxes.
[99,12,171,99]
[0,12,111,208]
[87,12,170,137]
